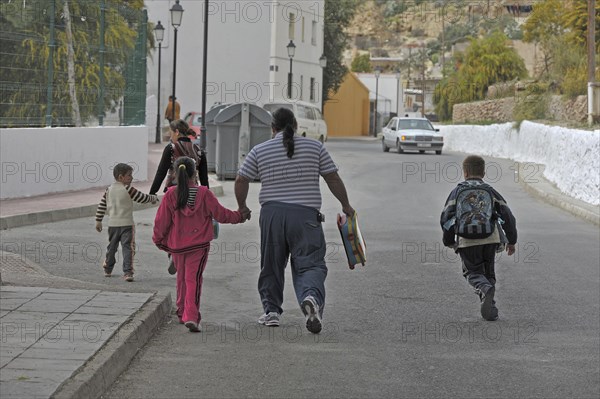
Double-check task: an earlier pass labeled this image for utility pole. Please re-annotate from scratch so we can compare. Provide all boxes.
[421,47,426,118]
[588,0,597,126]
[441,1,445,76]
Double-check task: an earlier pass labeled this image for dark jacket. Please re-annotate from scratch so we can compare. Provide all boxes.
[440,178,517,248]
[150,137,209,195]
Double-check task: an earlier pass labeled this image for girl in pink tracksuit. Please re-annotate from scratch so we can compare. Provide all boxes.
[153,156,247,332]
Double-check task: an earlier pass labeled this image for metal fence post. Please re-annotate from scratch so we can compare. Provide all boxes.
[98,0,106,126]
[45,0,56,127]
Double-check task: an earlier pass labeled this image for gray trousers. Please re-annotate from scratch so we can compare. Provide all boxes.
[259,202,327,316]
[103,226,135,275]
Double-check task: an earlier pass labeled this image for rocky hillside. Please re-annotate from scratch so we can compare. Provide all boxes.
[344,0,542,66]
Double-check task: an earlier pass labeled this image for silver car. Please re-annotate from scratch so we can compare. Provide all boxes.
[382,117,443,155]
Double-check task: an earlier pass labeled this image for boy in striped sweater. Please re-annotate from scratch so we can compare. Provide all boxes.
[95,163,158,281]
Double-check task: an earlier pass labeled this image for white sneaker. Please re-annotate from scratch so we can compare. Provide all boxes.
[301,296,322,334]
[258,312,280,326]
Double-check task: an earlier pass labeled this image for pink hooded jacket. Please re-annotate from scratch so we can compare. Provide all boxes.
[153,185,242,254]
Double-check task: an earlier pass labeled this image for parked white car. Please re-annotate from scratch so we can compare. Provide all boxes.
[263,101,328,142]
[382,117,443,155]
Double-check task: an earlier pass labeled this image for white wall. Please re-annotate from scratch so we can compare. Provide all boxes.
[358,73,404,115]
[145,0,324,114]
[271,1,325,105]
[1,127,148,199]
[441,122,600,205]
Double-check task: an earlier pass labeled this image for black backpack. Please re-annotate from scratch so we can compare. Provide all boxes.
[454,181,497,239]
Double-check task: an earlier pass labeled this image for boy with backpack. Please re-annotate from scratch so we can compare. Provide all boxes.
[440,155,517,321]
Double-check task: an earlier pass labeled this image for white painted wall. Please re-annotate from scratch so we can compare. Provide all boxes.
[357,73,405,115]
[441,122,600,205]
[0,127,148,199]
[145,0,325,116]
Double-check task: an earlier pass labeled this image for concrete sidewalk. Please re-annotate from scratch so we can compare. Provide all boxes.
[0,250,171,399]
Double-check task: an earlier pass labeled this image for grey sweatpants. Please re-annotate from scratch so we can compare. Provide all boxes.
[258,202,327,316]
[103,226,135,275]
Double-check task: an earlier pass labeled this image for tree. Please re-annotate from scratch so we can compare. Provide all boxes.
[323,0,360,104]
[522,0,599,95]
[350,53,372,72]
[562,0,600,51]
[434,31,527,120]
[1,0,146,126]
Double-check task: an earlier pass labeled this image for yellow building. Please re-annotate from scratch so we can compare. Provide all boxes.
[324,72,370,137]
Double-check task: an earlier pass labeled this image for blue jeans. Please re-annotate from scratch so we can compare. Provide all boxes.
[258,202,327,316]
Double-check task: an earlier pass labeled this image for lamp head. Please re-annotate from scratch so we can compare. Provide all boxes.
[170,0,184,28]
[319,54,327,68]
[287,40,296,59]
[154,20,165,43]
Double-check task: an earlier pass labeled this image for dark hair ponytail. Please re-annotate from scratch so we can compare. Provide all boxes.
[271,107,297,158]
[169,119,191,138]
[173,156,196,209]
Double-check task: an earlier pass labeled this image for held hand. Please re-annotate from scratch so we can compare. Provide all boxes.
[151,196,159,205]
[95,221,102,233]
[506,244,516,256]
[239,206,252,222]
[342,205,355,218]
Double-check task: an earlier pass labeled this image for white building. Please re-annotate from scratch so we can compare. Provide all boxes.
[145,0,325,120]
[357,73,405,117]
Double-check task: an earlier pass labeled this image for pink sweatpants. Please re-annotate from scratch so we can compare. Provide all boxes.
[172,246,209,324]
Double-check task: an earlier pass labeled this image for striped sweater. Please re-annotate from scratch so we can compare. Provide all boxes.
[96,183,157,227]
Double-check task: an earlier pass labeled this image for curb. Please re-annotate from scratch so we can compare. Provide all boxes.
[52,291,172,399]
[0,202,158,230]
[519,162,600,226]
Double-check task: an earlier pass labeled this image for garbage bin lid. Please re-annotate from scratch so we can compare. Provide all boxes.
[205,104,229,123]
[214,103,272,125]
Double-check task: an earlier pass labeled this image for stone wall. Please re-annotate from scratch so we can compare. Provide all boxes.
[452,95,588,124]
[452,98,514,123]
[548,95,588,123]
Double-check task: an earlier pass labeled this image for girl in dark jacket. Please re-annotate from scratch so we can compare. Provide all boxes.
[150,119,209,195]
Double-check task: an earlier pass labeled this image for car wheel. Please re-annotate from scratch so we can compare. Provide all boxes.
[436,150,442,155]
[382,138,390,152]
[319,135,324,143]
[396,140,403,154]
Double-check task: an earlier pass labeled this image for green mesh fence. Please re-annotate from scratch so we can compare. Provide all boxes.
[0,0,148,127]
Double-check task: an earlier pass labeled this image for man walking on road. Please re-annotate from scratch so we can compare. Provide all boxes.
[234,107,355,334]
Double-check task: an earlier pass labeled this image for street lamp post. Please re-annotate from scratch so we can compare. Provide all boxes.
[200,0,209,151]
[395,69,401,117]
[287,40,296,99]
[170,0,184,122]
[154,21,165,144]
[374,68,381,136]
[319,54,327,113]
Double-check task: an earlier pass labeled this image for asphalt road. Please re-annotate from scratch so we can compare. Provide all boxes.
[2,140,599,398]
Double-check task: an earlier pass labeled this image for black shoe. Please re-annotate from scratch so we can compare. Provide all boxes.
[184,321,201,332]
[301,296,322,334]
[168,258,176,275]
[480,286,496,320]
